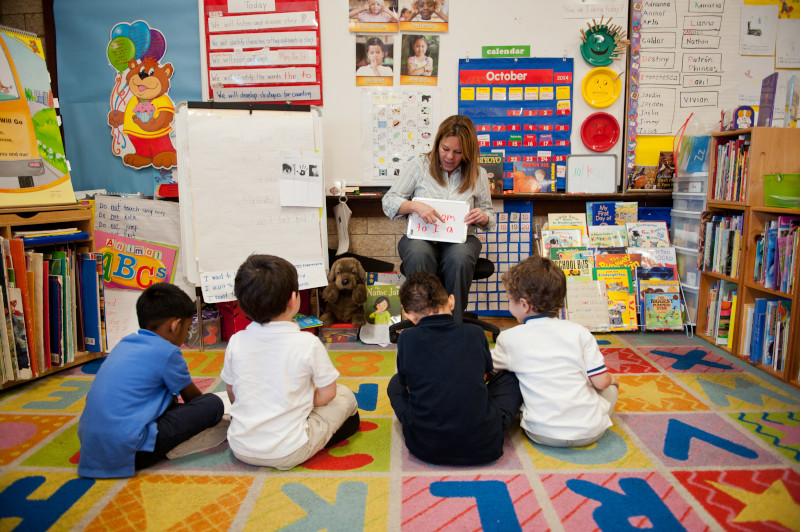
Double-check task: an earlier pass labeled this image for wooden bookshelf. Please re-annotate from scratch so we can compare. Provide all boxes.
[0,203,104,390]
[697,128,800,389]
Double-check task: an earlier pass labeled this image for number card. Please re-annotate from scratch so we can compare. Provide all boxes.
[406,197,470,244]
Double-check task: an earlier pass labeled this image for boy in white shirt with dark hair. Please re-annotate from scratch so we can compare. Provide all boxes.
[221,254,360,469]
[493,255,619,447]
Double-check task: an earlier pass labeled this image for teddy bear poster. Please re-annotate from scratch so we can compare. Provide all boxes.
[106,20,177,171]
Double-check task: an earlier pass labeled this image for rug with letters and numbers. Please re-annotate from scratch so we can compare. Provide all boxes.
[0,331,799,531]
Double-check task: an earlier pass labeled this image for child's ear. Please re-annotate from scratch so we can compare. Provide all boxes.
[447,294,455,312]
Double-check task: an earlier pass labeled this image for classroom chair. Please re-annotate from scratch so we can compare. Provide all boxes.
[388,257,501,343]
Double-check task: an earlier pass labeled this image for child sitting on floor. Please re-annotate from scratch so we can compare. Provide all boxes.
[387,271,522,465]
[493,255,619,447]
[78,283,226,478]
[222,254,360,470]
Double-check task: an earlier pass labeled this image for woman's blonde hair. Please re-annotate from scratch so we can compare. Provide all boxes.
[427,114,480,194]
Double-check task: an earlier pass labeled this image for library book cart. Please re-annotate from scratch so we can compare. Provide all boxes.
[0,203,104,390]
[696,127,800,391]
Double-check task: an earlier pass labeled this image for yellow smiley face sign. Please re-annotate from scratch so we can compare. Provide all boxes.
[582,67,622,108]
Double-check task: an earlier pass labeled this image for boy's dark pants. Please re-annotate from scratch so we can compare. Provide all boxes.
[135,393,224,469]
[387,370,522,435]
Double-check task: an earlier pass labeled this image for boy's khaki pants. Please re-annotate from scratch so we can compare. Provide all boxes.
[233,384,358,470]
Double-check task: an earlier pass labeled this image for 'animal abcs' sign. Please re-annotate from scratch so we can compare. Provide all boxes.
[95,230,177,291]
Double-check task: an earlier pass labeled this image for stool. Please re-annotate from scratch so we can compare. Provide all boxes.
[388,257,501,343]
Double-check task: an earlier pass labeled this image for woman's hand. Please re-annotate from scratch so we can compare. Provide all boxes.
[414,201,444,225]
[464,208,488,227]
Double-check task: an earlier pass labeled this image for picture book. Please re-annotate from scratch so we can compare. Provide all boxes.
[588,225,628,247]
[586,201,617,226]
[548,246,591,261]
[627,165,657,190]
[565,279,610,332]
[79,253,103,353]
[606,290,637,331]
[750,298,779,364]
[540,229,582,256]
[365,284,401,325]
[715,298,733,346]
[644,291,683,330]
[595,252,641,270]
[626,222,670,247]
[615,202,638,224]
[593,267,634,293]
[655,150,674,190]
[7,286,31,379]
[512,161,556,193]
[772,300,791,370]
[548,213,587,232]
[553,257,593,279]
[479,152,506,194]
[638,278,680,323]
[762,300,780,365]
[0,238,18,382]
[629,246,679,282]
[9,239,36,375]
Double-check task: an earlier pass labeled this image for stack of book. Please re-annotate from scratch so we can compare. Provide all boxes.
[740,298,792,371]
[540,211,684,332]
[0,237,107,384]
[752,215,800,293]
[699,212,744,278]
[703,280,738,349]
[711,134,750,202]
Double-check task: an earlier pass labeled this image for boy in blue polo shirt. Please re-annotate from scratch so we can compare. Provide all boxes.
[78,283,225,478]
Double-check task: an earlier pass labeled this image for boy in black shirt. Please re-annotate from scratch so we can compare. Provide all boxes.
[387,271,522,465]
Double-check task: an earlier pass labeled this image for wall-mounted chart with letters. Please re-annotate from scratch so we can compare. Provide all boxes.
[458,58,574,192]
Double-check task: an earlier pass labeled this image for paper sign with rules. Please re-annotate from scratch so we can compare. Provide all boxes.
[406,197,470,244]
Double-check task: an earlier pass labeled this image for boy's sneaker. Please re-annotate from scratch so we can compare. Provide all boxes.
[167,416,230,459]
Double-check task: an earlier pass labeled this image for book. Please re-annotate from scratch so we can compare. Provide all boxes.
[615,202,638,224]
[365,284,401,325]
[588,225,628,247]
[540,229,582,255]
[29,252,47,371]
[644,290,683,330]
[586,201,618,226]
[741,303,755,359]
[512,161,557,193]
[293,314,324,329]
[626,222,670,247]
[0,239,18,381]
[549,246,591,260]
[627,165,658,190]
[479,152,505,194]
[772,300,791,370]
[606,290,637,331]
[593,267,634,293]
[655,151,674,190]
[762,300,779,365]
[565,279,610,332]
[79,253,104,353]
[8,286,32,379]
[41,259,50,367]
[553,256,593,279]
[756,72,779,127]
[48,275,63,366]
[548,213,587,233]
[716,299,733,346]
[629,247,679,282]
[9,239,36,376]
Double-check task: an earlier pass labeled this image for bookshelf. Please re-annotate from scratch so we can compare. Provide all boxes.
[0,203,105,390]
[697,127,800,389]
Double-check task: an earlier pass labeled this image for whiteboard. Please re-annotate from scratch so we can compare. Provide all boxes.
[318,0,628,190]
[175,102,328,302]
[566,154,617,193]
[406,197,469,244]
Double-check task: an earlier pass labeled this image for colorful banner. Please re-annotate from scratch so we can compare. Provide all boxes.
[95,230,178,291]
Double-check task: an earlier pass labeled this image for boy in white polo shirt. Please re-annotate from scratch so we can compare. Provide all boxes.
[492,255,619,447]
[221,254,360,469]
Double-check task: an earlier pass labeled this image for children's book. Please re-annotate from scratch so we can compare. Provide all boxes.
[7,286,31,379]
[48,275,63,366]
[741,303,755,359]
[365,284,401,325]
[626,222,670,247]
[553,256,594,279]
[0,239,18,381]
[627,165,658,190]
[655,151,675,190]
[586,201,618,226]
[294,314,323,329]
[79,253,104,353]
[549,246,590,260]
[716,299,733,346]
[638,278,680,325]
[540,229,582,256]
[644,291,683,330]
[606,290,638,331]
[615,202,638,224]
[629,247,679,282]
[512,161,557,193]
[9,239,36,375]
[588,225,628,247]
[762,300,780,365]
[593,267,634,293]
[479,152,506,194]
[548,213,587,233]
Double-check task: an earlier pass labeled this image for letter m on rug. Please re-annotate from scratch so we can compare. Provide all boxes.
[697,377,800,408]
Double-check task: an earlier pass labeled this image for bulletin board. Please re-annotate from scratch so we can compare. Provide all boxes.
[198,0,322,105]
[175,102,328,303]
[317,0,629,191]
[625,0,743,176]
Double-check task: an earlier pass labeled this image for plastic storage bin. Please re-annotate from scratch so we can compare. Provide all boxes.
[682,285,698,326]
[673,173,708,194]
[763,173,800,208]
[675,245,700,289]
[672,192,706,212]
[670,209,701,248]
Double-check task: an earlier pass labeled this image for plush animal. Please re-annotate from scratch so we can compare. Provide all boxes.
[108,57,177,169]
[321,257,367,327]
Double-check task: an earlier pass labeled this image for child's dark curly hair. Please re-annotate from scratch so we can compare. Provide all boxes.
[399,271,449,316]
[234,254,298,324]
[503,255,566,318]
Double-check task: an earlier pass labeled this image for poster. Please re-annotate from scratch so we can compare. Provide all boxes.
[0,28,75,207]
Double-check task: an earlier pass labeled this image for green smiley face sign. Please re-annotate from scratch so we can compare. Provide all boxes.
[580,18,627,66]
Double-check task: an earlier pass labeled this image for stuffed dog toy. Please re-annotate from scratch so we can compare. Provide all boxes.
[321,257,368,327]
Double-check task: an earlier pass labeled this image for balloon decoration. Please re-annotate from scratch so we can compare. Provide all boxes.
[106,20,167,71]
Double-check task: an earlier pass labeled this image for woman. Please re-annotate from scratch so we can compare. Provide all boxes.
[382,115,495,321]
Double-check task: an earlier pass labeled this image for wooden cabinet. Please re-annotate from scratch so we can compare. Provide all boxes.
[696,127,800,389]
[0,203,104,390]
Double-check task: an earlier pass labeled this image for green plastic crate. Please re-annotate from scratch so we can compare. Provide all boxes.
[764,173,800,208]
